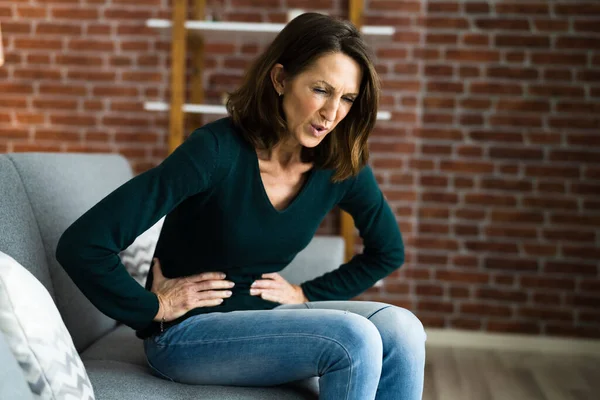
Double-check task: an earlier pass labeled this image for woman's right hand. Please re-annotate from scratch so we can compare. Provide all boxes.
[150,258,235,322]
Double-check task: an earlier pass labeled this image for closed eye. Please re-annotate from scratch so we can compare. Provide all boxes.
[314,88,355,104]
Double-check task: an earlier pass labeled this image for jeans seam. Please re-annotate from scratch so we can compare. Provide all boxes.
[154,332,352,350]
[144,341,175,382]
[147,357,175,382]
[153,332,353,397]
[366,305,392,320]
[298,302,350,398]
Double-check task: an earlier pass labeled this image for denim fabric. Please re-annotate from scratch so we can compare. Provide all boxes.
[144,301,426,400]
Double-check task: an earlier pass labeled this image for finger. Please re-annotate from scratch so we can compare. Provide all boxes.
[196,279,235,292]
[196,298,224,308]
[249,288,265,297]
[250,287,277,298]
[261,273,282,281]
[198,289,232,300]
[186,272,227,284]
[257,290,280,304]
[252,279,279,289]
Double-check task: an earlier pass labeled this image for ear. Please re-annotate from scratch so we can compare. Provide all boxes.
[270,63,286,96]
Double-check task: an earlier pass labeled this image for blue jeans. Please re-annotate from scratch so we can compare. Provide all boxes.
[143,301,427,400]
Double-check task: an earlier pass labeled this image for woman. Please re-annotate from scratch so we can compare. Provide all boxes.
[56,12,426,400]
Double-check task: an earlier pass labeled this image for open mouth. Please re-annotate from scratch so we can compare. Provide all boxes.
[309,124,327,137]
[311,124,326,132]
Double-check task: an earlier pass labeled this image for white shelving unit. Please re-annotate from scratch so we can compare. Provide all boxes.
[144,101,392,121]
[144,18,395,122]
[146,19,395,39]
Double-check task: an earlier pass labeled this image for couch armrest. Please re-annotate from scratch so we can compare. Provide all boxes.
[0,331,35,400]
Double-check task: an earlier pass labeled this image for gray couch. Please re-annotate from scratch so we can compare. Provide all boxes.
[0,152,347,399]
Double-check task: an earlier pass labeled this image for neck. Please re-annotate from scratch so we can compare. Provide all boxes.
[258,137,303,169]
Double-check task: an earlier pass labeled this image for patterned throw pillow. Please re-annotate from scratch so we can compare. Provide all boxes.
[0,251,95,400]
[119,217,165,286]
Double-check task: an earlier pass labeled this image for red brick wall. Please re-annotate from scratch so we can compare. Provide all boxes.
[1,0,599,339]
[377,0,599,339]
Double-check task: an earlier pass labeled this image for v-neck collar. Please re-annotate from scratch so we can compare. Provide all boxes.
[251,146,316,215]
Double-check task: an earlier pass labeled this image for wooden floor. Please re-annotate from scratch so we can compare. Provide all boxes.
[423,346,599,400]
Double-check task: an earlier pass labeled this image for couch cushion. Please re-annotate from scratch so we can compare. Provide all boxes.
[5,153,137,352]
[81,320,321,399]
[84,360,318,400]
[0,251,95,400]
[80,325,147,366]
[119,217,165,287]
[0,331,35,400]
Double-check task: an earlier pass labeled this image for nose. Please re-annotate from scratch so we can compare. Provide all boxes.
[320,97,340,123]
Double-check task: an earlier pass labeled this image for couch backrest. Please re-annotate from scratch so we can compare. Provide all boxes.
[0,156,55,294]
[279,236,344,286]
[0,153,135,352]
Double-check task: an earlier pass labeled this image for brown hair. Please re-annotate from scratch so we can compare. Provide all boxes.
[226,12,380,183]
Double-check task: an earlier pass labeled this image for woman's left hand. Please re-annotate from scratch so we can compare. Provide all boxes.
[250,273,309,304]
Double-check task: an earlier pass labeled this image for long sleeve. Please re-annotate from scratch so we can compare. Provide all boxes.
[300,165,405,301]
[55,127,221,331]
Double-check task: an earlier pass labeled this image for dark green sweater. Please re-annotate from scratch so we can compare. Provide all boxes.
[55,117,404,339]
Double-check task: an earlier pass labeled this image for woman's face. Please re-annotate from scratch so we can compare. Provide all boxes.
[274,52,363,149]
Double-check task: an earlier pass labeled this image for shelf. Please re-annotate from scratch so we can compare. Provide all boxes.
[144,101,392,120]
[145,101,226,115]
[146,19,395,40]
